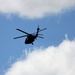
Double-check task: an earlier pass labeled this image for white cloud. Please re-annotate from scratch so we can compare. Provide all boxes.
[0,0,75,18]
[4,39,75,75]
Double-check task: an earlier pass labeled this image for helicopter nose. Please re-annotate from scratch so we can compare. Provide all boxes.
[25,38,28,44]
[25,40,27,44]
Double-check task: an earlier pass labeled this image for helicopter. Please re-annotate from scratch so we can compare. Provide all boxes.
[14,25,47,45]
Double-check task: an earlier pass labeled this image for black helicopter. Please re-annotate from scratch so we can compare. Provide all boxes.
[14,25,47,45]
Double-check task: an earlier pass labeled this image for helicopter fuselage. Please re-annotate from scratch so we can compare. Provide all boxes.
[25,34,37,44]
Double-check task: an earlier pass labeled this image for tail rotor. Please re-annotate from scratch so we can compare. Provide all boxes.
[37,25,40,32]
[36,25,47,39]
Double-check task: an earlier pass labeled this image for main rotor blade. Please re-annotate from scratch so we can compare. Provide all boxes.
[16,29,29,34]
[38,36,44,38]
[14,35,27,39]
[38,34,43,35]
[39,28,47,32]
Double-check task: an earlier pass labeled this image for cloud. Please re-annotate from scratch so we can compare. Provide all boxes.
[0,0,75,18]
[4,39,75,75]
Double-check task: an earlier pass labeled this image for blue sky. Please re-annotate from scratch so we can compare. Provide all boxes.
[0,0,75,75]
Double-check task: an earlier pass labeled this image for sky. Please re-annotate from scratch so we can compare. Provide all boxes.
[0,0,75,75]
